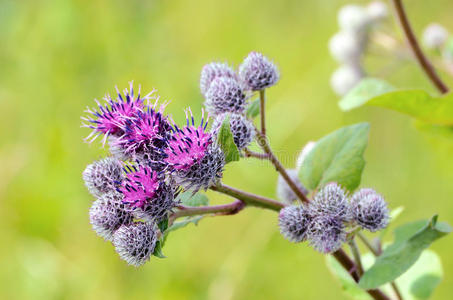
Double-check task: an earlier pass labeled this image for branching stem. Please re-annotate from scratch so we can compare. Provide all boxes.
[391,0,449,94]
[259,89,266,135]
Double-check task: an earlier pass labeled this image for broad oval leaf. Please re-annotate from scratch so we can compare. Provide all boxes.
[298,123,370,191]
[340,78,453,126]
[217,114,240,163]
[359,216,451,290]
[339,78,395,111]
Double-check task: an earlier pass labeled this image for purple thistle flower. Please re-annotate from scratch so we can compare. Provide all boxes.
[112,222,158,267]
[211,113,255,150]
[350,188,389,232]
[82,82,154,145]
[83,157,123,197]
[118,165,160,209]
[238,52,280,91]
[200,62,237,96]
[165,109,225,192]
[205,77,247,116]
[279,205,312,243]
[89,192,134,241]
[308,215,346,253]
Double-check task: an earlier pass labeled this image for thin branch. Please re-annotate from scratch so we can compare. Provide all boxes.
[348,239,364,277]
[172,200,245,219]
[392,0,449,94]
[255,129,310,203]
[243,148,269,160]
[259,89,266,135]
[210,182,284,211]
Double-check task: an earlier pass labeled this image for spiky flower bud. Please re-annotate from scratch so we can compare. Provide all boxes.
[350,188,389,232]
[296,141,316,171]
[276,169,308,205]
[89,192,133,241]
[166,110,225,192]
[330,64,363,96]
[112,222,158,267]
[337,5,369,33]
[423,23,449,49]
[329,31,363,63]
[211,113,255,150]
[310,183,351,221]
[279,205,312,243]
[83,157,123,197]
[238,52,279,91]
[200,62,237,96]
[118,165,177,222]
[205,77,247,116]
[308,215,346,253]
[366,1,388,22]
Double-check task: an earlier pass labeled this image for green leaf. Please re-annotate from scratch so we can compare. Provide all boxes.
[167,216,204,233]
[152,240,166,258]
[341,78,453,126]
[176,191,209,207]
[298,123,370,191]
[247,97,260,118]
[380,206,405,239]
[217,114,240,163]
[157,218,169,232]
[339,78,395,111]
[326,255,373,300]
[359,216,451,290]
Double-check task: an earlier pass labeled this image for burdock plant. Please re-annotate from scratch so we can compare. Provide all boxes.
[81,3,453,298]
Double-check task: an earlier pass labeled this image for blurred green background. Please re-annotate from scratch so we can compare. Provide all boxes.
[1,0,453,299]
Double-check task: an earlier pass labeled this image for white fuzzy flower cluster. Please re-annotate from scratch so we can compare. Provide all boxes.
[422,23,453,69]
[329,1,388,96]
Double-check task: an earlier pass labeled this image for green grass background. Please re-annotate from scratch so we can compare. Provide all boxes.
[1,0,453,299]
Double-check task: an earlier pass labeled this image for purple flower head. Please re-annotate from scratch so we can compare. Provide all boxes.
[82,82,154,145]
[238,52,280,91]
[113,222,158,267]
[211,113,255,150]
[200,62,237,96]
[279,205,312,243]
[205,77,247,116]
[350,188,389,232]
[308,215,346,254]
[165,108,213,170]
[118,165,160,209]
[89,192,134,241]
[112,99,173,170]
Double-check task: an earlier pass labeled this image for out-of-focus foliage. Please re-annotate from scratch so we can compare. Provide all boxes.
[1,0,453,299]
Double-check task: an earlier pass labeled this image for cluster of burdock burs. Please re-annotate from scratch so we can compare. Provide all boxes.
[82,51,389,267]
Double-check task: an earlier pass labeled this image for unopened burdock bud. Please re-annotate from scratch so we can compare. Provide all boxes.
[330,64,364,96]
[211,113,255,150]
[89,192,133,241]
[83,157,123,197]
[279,205,312,243]
[276,169,308,205]
[423,23,449,49]
[350,188,389,232]
[238,52,279,91]
[310,183,351,221]
[366,1,388,22]
[296,141,316,171]
[329,31,363,63]
[337,4,369,33]
[200,62,237,96]
[308,215,346,253]
[205,77,247,116]
[113,222,158,267]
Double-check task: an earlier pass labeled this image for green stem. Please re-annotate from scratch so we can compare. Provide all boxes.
[348,239,364,277]
[259,89,266,135]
